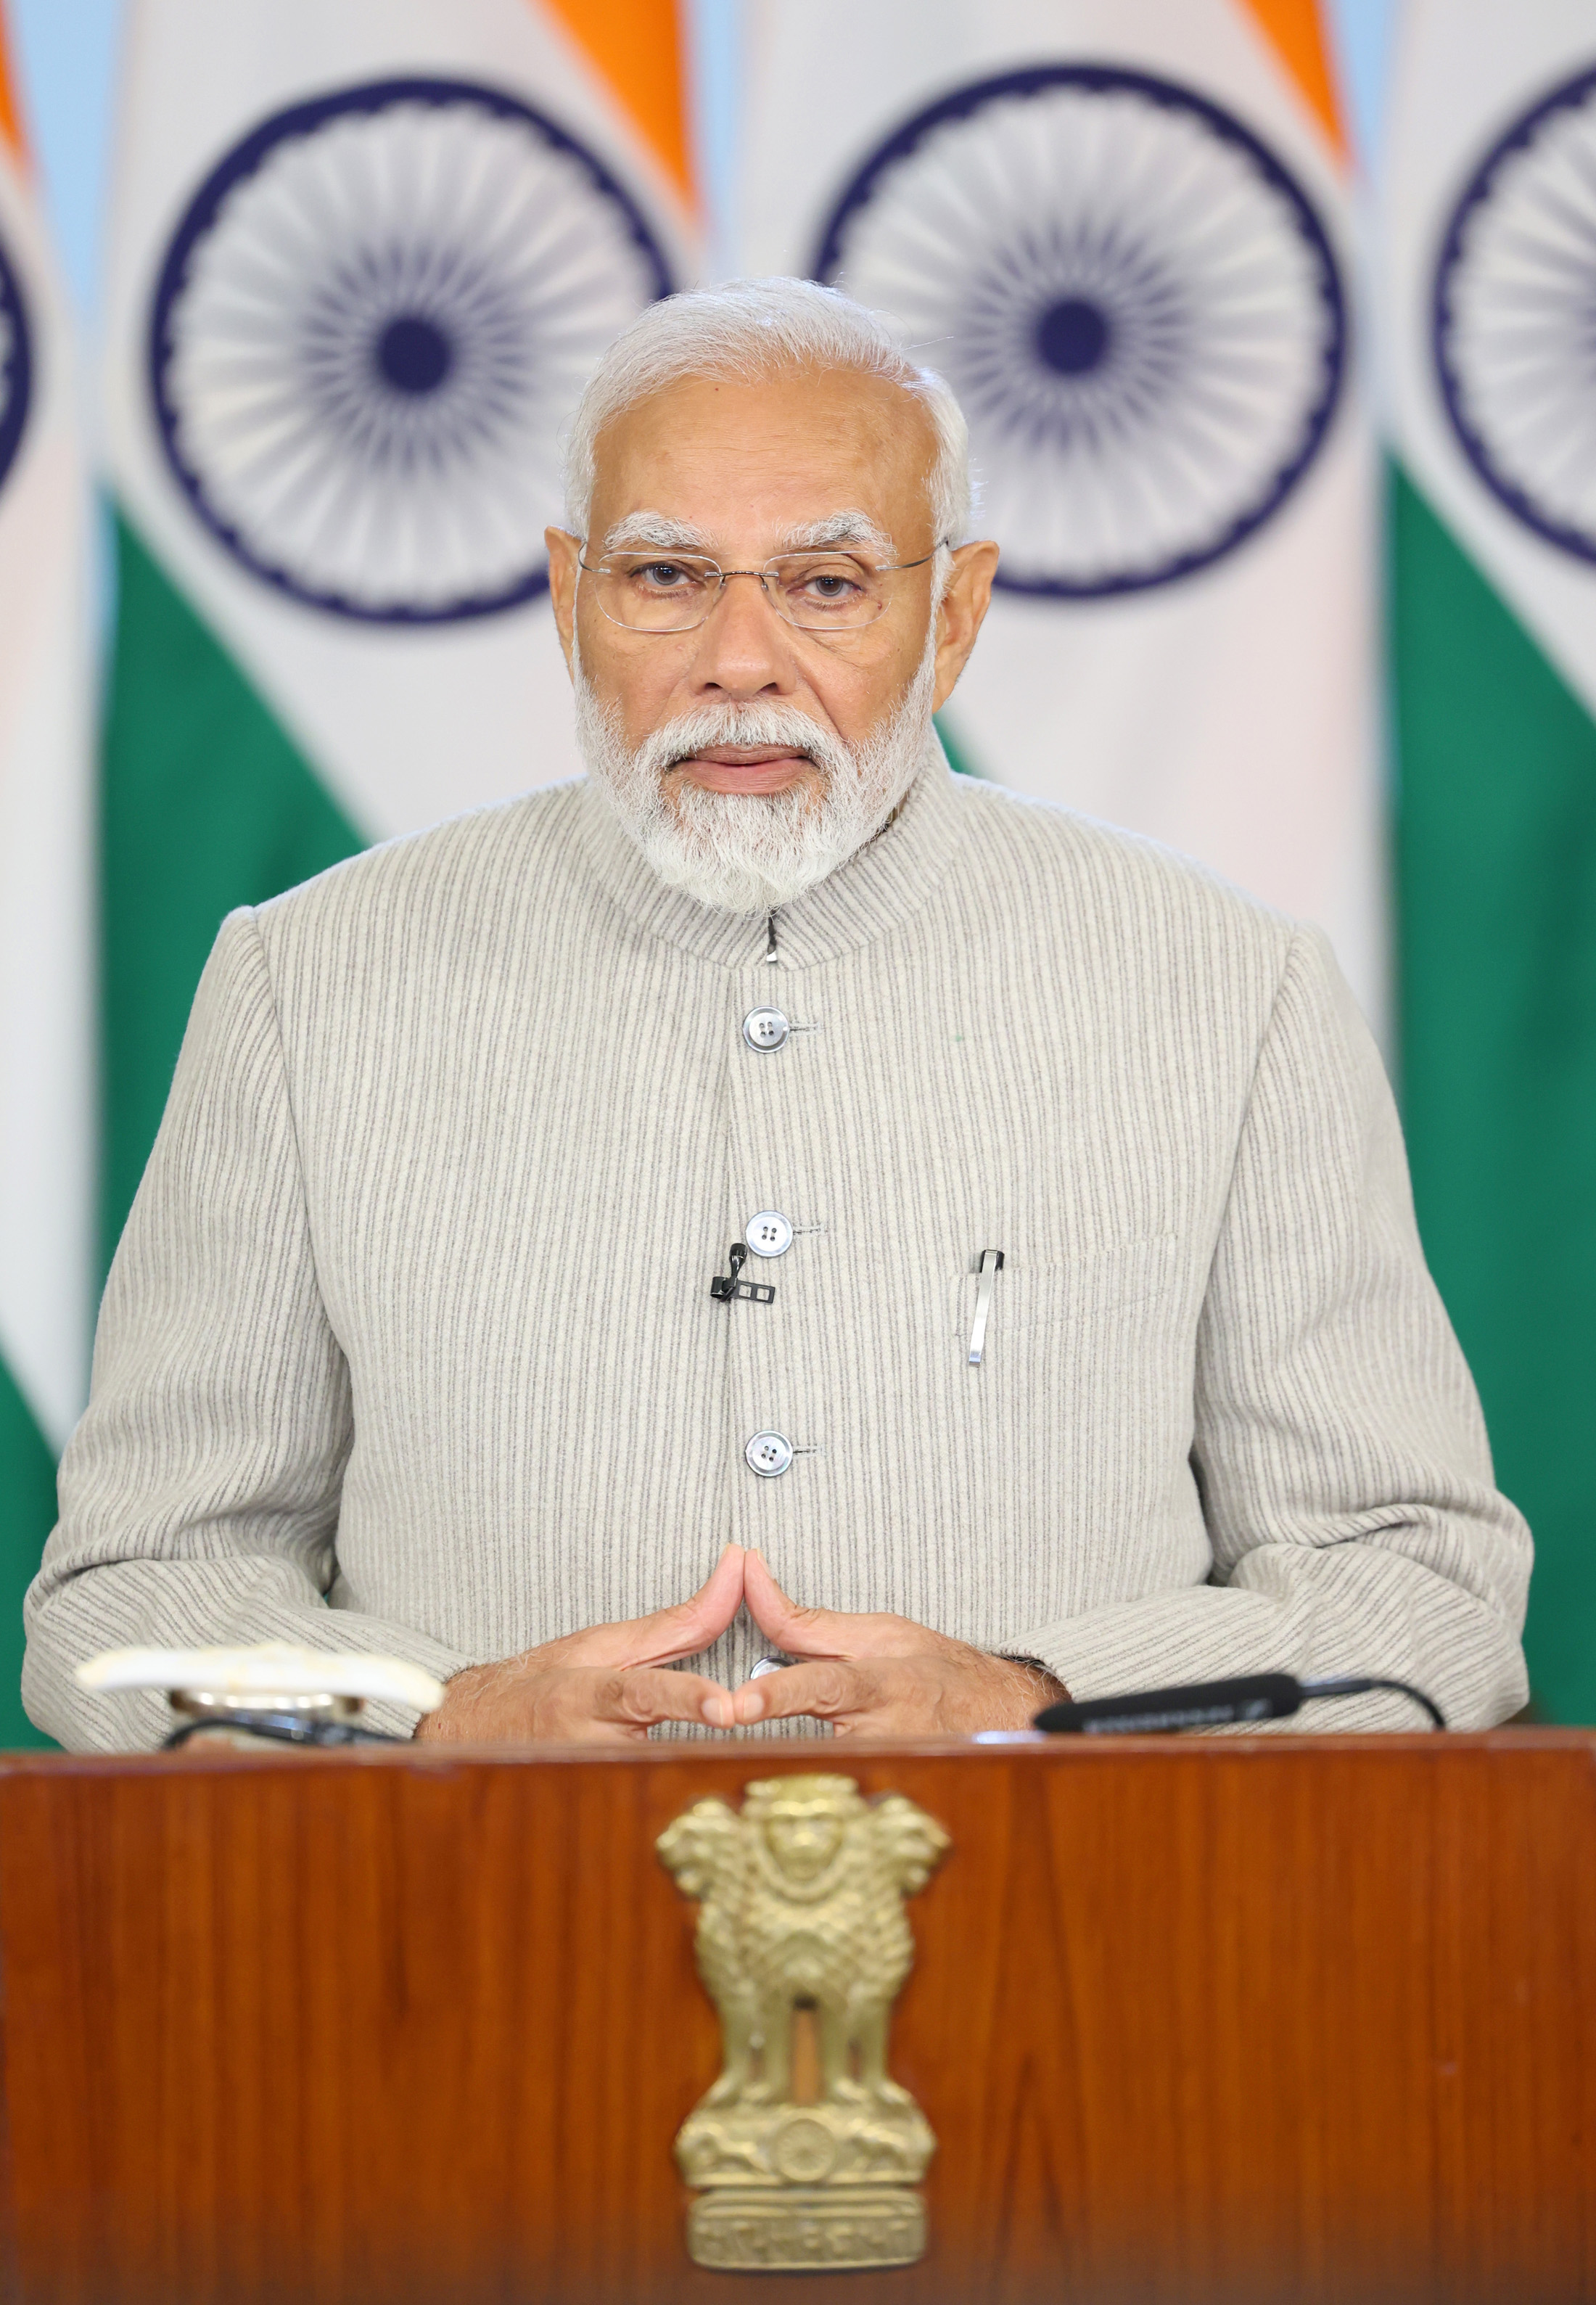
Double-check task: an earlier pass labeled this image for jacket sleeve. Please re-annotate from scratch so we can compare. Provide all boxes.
[22,909,471,1751]
[1003,926,1531,1730]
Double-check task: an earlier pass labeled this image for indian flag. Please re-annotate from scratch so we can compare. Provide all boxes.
[737,0,1383,1025]
[1386,1,1596,1721]
[102,0,702,1254]
[0,4,93,1746]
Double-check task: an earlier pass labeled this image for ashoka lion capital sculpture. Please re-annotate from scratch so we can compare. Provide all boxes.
[657,1772,950,2272]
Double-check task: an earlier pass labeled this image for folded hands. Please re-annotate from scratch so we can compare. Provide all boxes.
[413,1544,1066,1745]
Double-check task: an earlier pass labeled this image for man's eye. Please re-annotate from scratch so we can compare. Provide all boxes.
[633,561,694,590]
[794,570,864,603]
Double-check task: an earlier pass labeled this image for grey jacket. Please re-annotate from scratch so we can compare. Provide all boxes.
[24,758,1531,1748]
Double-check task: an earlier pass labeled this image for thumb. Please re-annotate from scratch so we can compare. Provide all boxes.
[625,1542,747,1667]
[741,1549,843,1657]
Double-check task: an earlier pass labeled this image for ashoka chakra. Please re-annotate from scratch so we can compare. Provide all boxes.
[814,66,1346,598]
[149,77,676,623]
[1434,65,1596,565]
[0,224,31,502]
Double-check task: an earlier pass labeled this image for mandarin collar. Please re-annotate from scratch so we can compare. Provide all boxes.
[569,738,967,972]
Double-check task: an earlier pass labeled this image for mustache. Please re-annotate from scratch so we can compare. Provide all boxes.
[634,701,852,784]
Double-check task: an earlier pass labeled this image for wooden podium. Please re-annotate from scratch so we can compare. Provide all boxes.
[0,1732,1590,2304]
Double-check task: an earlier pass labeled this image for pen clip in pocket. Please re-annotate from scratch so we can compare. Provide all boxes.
[967,1249,1005,1365]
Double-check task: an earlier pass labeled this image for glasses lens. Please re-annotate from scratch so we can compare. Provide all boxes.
[770,554,887,629]
[592,553,720,630]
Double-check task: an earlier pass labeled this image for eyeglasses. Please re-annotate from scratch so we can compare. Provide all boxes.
[578,546,944,634]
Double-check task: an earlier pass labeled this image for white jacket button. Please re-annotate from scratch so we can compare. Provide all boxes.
[745,1431,794,1477]
[746,1210,794,1257]
[742,1006,790,1052]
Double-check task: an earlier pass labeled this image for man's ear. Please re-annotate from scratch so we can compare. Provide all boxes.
[545,527,583,683]
[931,539,1000,712]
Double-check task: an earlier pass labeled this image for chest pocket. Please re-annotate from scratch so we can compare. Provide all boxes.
[949,1236,1178,1349]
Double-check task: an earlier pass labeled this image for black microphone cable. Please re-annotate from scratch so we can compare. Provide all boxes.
[1297,1675,1447,1730]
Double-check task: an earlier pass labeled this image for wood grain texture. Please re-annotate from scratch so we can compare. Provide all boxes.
[0,1734,1589,2305]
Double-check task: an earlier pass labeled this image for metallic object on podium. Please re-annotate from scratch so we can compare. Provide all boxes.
[75,1641,445,1747]
[658,1772,949,2271]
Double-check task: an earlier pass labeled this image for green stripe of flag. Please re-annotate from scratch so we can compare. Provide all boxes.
[1392,461,1596,1724]
[934,713,985,780]
[0,1360,57,1747]
[102,511,364,1265]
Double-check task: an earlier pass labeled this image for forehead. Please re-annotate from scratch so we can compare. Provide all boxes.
[588,366,937,545]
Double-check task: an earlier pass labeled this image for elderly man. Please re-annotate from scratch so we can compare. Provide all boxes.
[25,280,1529,1751]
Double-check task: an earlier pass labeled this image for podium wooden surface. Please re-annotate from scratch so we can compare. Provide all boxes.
[0,1732,1589,2305]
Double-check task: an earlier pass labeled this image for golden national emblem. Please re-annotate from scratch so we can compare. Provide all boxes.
[657,1773,950,2272]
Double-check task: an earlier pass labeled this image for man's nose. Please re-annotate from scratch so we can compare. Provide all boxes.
[686,571,796,697]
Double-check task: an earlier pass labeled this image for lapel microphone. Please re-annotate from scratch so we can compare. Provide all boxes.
[709,1242,775,1305]
[1033,1672,1447,1735]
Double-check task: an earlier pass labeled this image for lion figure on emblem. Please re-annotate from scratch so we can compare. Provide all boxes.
[657,1773,950,2113]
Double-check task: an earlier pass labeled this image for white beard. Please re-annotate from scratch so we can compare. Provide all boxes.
[574,628,939,916]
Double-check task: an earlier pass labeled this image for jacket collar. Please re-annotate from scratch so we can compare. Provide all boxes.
[570,735,967,972]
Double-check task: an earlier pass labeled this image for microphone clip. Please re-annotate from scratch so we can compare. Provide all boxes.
[709,1242,775,1306]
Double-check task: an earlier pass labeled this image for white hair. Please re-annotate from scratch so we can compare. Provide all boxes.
[560,276,974,559]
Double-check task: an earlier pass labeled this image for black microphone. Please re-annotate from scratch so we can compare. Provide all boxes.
[1032,1671,1447,1735]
